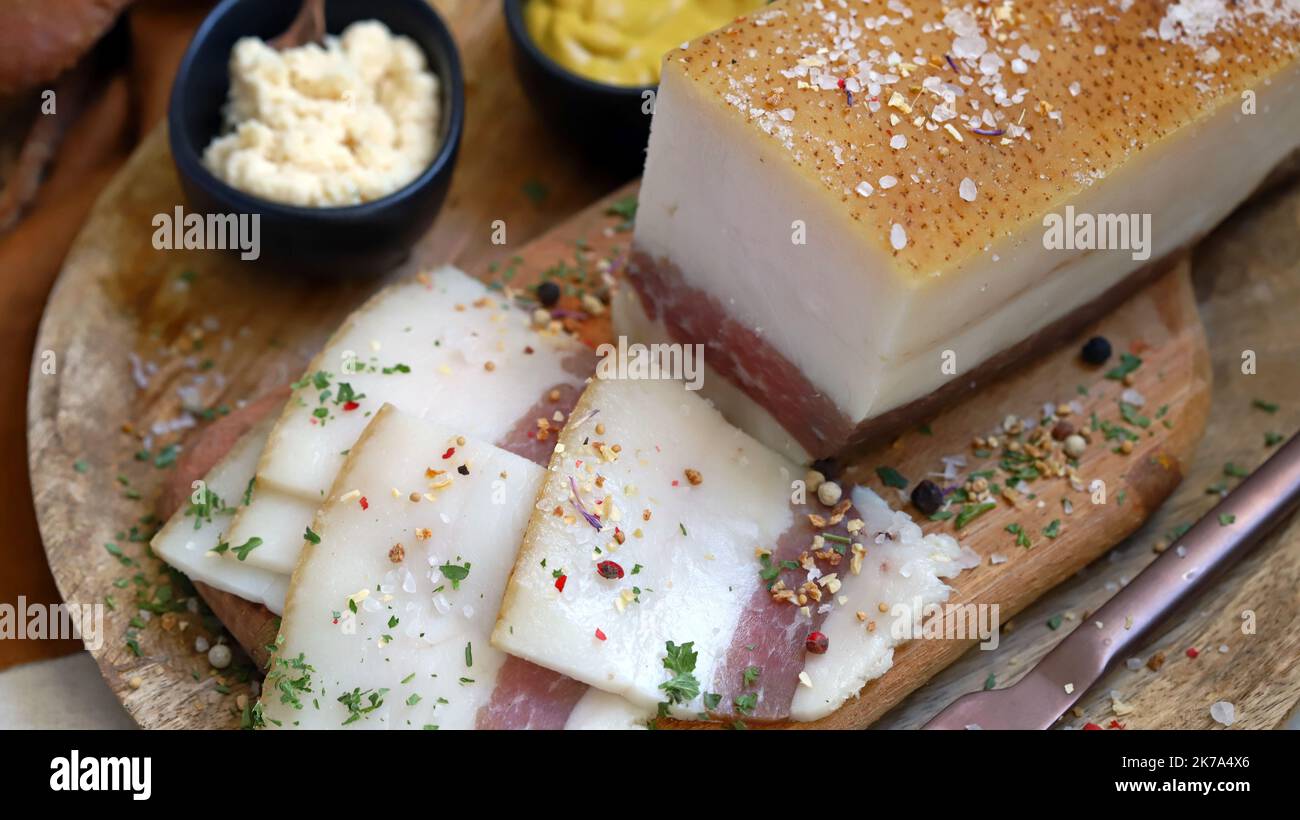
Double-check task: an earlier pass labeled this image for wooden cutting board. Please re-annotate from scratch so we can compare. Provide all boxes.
[29,113,1219,728]
[26,1,1300,730]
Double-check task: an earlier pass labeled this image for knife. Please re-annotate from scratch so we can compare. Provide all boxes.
[923,431,1300,729]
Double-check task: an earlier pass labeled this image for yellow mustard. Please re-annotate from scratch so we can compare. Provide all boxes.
[525,0,767,87]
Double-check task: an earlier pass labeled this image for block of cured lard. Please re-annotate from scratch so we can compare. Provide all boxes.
[620,0,1300,460]
[492,377,978,723]
[259,405,647,730]
[220,265,594,576]
[151,413,290,614]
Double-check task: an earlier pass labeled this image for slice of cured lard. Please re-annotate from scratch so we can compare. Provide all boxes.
[150,414,289,614]
[623,0,1300,459]
[259,405,646,730]
[493,377,976,723]
[223,265,593,576]
[790,486,973,722]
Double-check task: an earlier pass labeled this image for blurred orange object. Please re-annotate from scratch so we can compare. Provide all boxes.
[0,0,213,672]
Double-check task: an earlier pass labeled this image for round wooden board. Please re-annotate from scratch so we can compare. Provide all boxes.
[28,117,1214,729]
[24,5,1300,729]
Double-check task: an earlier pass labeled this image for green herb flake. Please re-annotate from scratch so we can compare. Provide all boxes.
[233,537,263,561]
[1224,463,1249,479]
[955,502,997,530]
[876,465,909,489]
[658,640,700,706]
[1105,353,1142,381]
[522,179,549,205]
[439,561,471,589]
[153,444,180,469]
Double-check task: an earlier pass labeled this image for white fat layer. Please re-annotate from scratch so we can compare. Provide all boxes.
[150,415,289,614]
[262,406,545,730]
[492,378,799,716]
[790,487,967,721]
[634,61,1300,446]
[563,688,652,730]
[225,265,588,573]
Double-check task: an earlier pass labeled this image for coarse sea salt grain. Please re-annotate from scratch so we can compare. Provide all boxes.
[880,174,898,189]
[890,134,908,149]
[1209,700,1235,726]
[890,223,908,250]
[959,177,977,201]
[1125,657,1143,671]
[856,180,874,197]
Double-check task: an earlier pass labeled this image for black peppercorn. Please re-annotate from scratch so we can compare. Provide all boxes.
[536,281,561,308]
[810,457,843,481]
[1081,336,1112,365]
[910,479,944,516]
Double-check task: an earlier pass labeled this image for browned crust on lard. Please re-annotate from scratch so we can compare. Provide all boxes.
[663,0,1300,275]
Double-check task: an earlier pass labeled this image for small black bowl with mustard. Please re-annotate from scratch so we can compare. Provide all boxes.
[503,0,769,178]
[169,0,465,277]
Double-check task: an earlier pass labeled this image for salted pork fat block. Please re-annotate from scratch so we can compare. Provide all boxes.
[623,0,1300,459]
[150,415,289,614]
[260,405,646,729]
[492,377,975,722]
[223,265,594,575]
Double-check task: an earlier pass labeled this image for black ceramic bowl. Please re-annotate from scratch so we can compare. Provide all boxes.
[503,0,653,179]
[169,0,464,277]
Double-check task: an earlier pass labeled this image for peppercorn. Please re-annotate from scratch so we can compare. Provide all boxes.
[596,560,624,580]
[1051,421,1074,441]
[910,479,944,516]
[805,631,829,654]
[1081,336,1112,365]
[810,457,843,481]
[1064,434,1087,459]
[536,280,561,308]
[817,480,842,507]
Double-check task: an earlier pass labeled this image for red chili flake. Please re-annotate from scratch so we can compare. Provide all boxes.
[441,447,456,459]
[1108,719,1126,730]
[1083,722,1103,730]
[554,574,567,592]
[837,77,846,89]
[359,496,369,510]
[671,479,679,487]
[596,560,624,580]
[594,628,607,641]
[342,401,359,411]
[805,631,829,654]
[1185,647,1199,658]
